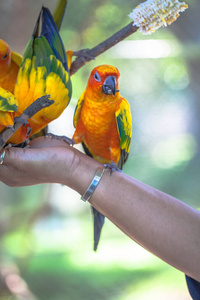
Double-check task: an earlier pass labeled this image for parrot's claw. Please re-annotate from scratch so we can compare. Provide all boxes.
[7,125,15,132]
[73,49,95,63]
[14,117,29,127]
[104,161,122,175]
[4,143,12,149]
[45,133,75,146]
[7,139,30,149]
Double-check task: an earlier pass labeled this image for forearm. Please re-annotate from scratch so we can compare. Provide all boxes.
[70,150,200,281]
[1,139,199,281]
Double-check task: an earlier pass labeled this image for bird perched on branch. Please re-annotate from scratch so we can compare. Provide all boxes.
[3,6,72,145]
[0,0,69,142]
[0,0,67,93]
[73,64,132,251]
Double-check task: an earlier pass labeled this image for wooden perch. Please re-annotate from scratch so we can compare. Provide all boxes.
[0,95,54,150]
[70,22,138,75]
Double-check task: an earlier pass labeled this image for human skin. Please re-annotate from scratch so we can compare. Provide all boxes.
[0,136,200,281]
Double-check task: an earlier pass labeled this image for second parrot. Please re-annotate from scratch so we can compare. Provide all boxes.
[73,64,132,251]
[8,6,72,144]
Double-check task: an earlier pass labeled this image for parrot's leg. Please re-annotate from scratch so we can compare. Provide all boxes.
[6,139,30,149]
[7,125,15,132]
[104,161,122,175]
[45,133,75,146]
[14,117,29,126]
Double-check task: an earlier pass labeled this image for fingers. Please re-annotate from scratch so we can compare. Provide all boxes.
[0,147,24,186]
[2,147,26,168]
[30,136,73,149]
[0,137,80,188]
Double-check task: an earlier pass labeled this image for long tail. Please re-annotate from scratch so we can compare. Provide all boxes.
[82,143,125,251]
[91,161,124,251]
[91,207,105,251]
[82,143,105,251]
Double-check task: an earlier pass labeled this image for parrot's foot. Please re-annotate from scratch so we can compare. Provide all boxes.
[6,139,30,149]
[13,118,32,139]
[73,49,95,63]
[104,161,122,175]
[46,133,75,146]
[7,125,15,132]
[14,117,29,127]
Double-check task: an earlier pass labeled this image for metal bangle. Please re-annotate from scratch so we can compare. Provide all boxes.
[81,167,105,202]
[0,150,5,165]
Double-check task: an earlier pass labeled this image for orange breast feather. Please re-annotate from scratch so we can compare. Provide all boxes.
[73,96,121,164]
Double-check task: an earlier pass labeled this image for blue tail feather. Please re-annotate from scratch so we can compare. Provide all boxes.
[91,207,105,251]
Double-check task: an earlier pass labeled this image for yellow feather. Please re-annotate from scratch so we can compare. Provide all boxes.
[73,91,85,128]
[14,59,31,104]
[0,111,14,126]
[0,88,18,110]
[115,98,132,153]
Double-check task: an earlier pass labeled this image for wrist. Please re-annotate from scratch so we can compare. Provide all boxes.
[67,147,103,196]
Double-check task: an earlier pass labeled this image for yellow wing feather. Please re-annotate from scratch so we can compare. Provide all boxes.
[0,87,18,128]
[73,91,85,128]
[0,87,18,112]
[115,97,132,154]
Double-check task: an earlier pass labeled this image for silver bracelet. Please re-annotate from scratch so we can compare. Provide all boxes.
[81,167,105,202]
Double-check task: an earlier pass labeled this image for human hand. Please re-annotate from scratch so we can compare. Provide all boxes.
[0,136,78,187]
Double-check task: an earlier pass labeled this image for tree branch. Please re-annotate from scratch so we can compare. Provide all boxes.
[0,95,54,150]
[70,22,138,75]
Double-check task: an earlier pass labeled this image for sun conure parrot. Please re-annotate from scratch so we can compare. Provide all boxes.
[73,64,132,251]
[4,6,72,145]
[0,0,67,94]
[0,0,69,142]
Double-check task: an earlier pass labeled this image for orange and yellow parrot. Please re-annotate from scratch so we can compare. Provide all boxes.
[73,65,132,250]
[0,0,69,143]
[0,39,22,94]
[3,6,72,145]
[0,0,67,94]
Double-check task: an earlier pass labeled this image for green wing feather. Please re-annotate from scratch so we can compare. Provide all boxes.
[73,91,85,128]
[0,88,18,112]
[10,0,67,68]
[19,7,72,100]
[116,98,132,168]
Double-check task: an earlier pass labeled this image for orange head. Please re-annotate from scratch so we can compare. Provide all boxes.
[0,39,11,75]
[86,65,120,101]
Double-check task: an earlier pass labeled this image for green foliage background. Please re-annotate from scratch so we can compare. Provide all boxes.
[0,0,199,299]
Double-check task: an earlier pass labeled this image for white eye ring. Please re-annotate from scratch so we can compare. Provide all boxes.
[94,72,101,82]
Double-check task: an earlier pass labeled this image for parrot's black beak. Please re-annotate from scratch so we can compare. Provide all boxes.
[102,76,120,96]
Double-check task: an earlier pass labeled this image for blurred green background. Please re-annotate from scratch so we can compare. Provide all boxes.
[0,0,199,299]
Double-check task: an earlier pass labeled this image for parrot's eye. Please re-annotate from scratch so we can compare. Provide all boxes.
[94,72,101,82]
[2,52,8,60]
